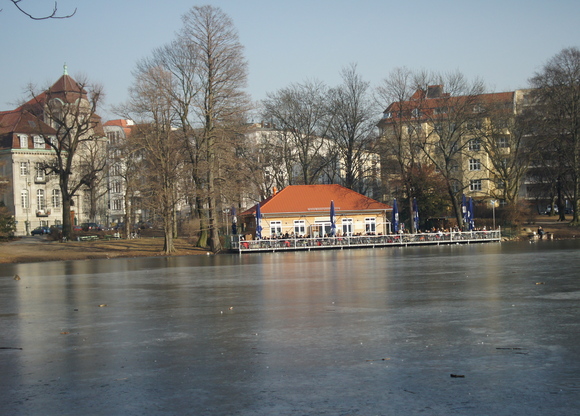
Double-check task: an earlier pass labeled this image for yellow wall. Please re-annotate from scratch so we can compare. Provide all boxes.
[244,211,390,239]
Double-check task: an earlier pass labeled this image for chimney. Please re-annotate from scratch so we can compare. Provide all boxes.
[427,85,443,99]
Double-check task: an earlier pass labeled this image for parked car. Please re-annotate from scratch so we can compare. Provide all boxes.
[136,221,153,229]
[81,222,102,231]
[31,226,50,235]
[543,206,573,215]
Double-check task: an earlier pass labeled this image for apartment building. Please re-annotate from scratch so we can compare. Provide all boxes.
[377,85,529,207]
[0,70,106,235]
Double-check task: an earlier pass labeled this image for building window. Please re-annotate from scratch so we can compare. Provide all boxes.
[52,189,61,207]
[35,163,45,182]
[468,139,481,151]
[33,136,45,149]
[342,218,353,236]
[270,221,282,237]
[469,159,481,171]
[20,162,30,176]
[37,189,46,211]
[107,131,121,145]
[21,190,29,209]
[365,217,376,234]
[496,136,509,148]
[110,164,121,176]
[111,181,122,193]
[294,220,305,236]
[470,179,482,192]
[112,199,123,211]
[451,181,460,194]
[19,135,28,149]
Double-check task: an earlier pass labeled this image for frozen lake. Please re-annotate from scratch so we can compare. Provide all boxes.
[1,240,579,415]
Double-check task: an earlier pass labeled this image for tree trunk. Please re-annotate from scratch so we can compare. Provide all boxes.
[195,195,208,248]
[163,220,174,254]
[207,138,221,252]
[448,185,463,230]
[62,195,72,240]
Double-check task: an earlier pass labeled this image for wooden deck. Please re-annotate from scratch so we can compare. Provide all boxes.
[231,230,501,253]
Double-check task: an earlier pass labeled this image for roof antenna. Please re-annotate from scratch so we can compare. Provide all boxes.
[63,63,68,76]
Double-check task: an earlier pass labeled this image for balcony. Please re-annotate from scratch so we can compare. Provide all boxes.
[36,209,51,217]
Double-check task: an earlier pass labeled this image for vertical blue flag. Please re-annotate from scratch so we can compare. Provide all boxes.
[255,203,262,239]
[330,200,336,236]
[392,198,399,233]
[413,197,419,233]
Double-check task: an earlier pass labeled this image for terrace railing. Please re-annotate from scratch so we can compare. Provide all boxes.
[231,230,501,253]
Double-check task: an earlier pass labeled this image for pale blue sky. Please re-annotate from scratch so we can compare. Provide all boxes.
[1,0,578,120]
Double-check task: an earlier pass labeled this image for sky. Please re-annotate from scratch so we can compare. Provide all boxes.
[1,0,579,121]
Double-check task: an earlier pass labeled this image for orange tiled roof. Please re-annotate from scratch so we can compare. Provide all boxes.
[241,184,391,216]
[0,110,54,134]
[17,75,87,113]
[380,89,515,125]
[104,119,134,137]
[0,110,56,149]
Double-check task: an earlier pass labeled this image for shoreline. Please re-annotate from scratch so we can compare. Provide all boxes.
[0,237,213,265]
[1,216,577,265]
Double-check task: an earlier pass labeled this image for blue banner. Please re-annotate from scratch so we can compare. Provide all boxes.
[392,199,399,233]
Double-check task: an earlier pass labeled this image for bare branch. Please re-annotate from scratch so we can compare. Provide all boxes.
[9,0,76,20]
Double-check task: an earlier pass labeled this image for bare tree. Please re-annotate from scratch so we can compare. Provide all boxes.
[240,123,299,199]
[79,139,108,222]
[124,66,185,254]
[5,1,76,19]
[478,94,536,209]
[134,40,211,247]
[529,47,580,225]
[416,73,486,228]
[262,79,333,185]
[106,128,144,238]
[376,67,431,230]
[178,5,250,252]
[327,64,379,195]
[23,75,106,240]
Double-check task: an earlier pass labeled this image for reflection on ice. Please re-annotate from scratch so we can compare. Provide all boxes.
[1,240,579,415]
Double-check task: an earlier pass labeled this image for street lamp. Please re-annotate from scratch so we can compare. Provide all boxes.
[491,200,496,230]
[25,180,31,235]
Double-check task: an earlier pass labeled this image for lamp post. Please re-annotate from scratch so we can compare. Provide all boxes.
[25,180,31,235]
[491,200,496,230]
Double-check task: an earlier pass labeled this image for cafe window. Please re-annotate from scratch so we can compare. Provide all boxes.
[365,217,376,234]
[270,221,282,237]
[294,220,305,235]
[342,218,353,236]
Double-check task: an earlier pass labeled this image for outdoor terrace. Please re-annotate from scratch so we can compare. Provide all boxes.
[231,230,501,253]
